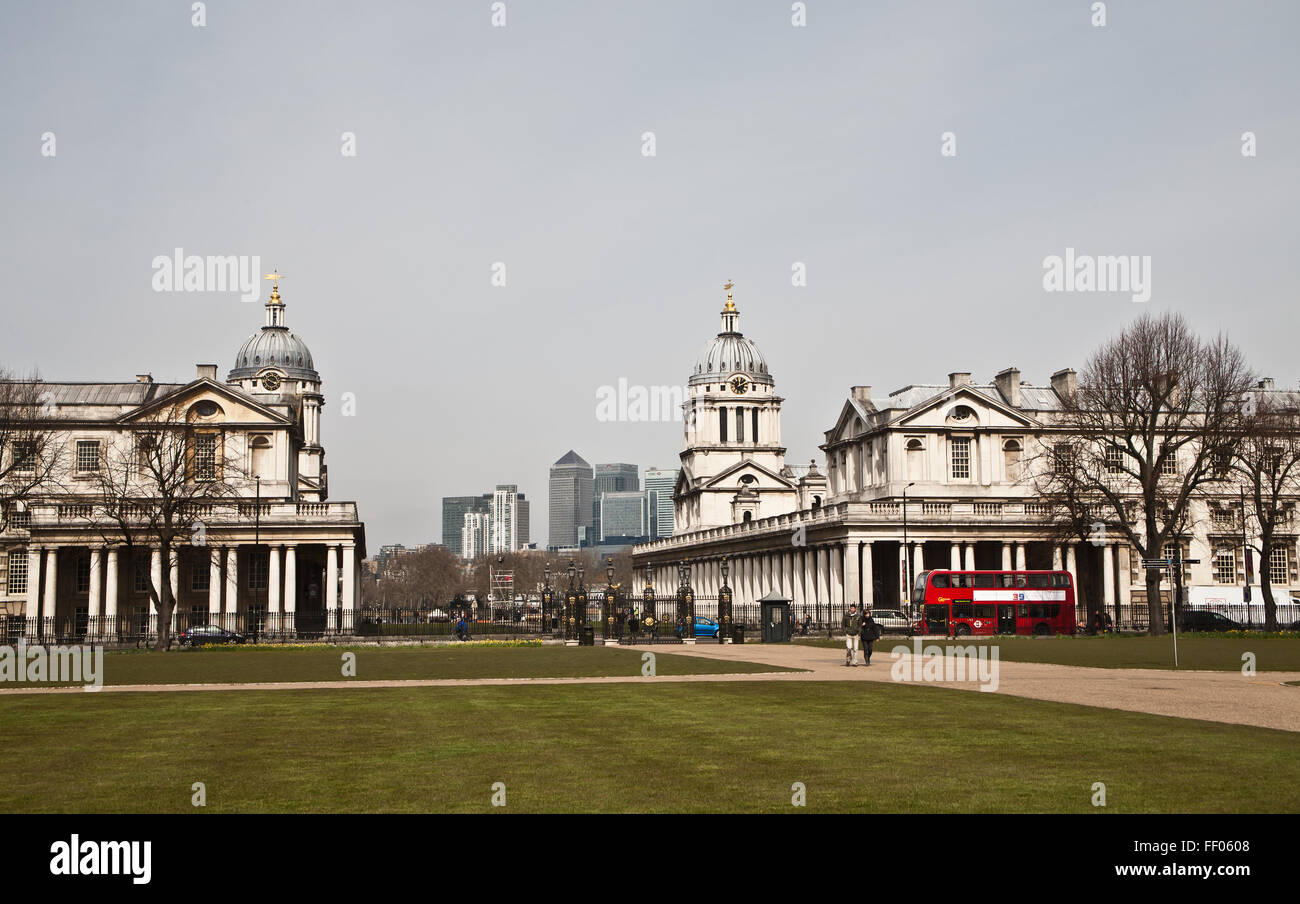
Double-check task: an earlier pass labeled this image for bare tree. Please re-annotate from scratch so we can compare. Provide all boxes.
[78,401,244,650]
[1034,312,1254,635]
[0,370,62,530]
[1229,393,1300,631]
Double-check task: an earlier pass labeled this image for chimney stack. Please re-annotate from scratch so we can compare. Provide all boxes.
[994,367,1022,407]
[196,364,218,381]
[1257,377,1275,391]
[851,386,871,404]
[948,372,972,389]
[1051,368,1077,400]
[135,374,153,384]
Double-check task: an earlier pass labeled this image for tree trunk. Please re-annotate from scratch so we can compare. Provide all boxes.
[1260,534,1279,632]
[1145,569,1166,635]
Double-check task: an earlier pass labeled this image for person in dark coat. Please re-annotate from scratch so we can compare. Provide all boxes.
[860,608,882,665]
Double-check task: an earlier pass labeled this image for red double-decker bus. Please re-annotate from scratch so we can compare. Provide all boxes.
[911,570,1077,636]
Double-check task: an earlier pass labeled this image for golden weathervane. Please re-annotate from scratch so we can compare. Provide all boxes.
[723,279,735,312]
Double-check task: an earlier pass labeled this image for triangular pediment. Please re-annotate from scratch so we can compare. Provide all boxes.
[118,379,292,426]
[701,458,797,491]
[893,385,1040,430]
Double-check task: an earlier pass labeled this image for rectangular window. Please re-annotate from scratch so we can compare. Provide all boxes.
[191,559,210,593]
[76,440,100,473]
[719,407,728,443]
[6,550,27,596]
[950,437,970,480]
[8,508,31,530]
[75,555,90,593]
[134,553,150,593]
[248,551,268,591]
[1159,445,1177,476]
[752,408,759,443]
[194,434,217,481]
[10,440,36,474]
[1213,447,1233,478]
[1105,444,1124,474]
[1215,549,1235,584]
[1269,545,1288,586]
[1053,443,1075,475]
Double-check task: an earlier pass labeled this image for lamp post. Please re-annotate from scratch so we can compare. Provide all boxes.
[902,481,916,615]
[541,562,553,636]
[643,569,656,642]
[603,556,617,644]
[565,558,577,643]
[719,556,733,644]
[576,563,587,643]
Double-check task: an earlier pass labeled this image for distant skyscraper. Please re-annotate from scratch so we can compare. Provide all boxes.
[645,467,678,538]
[443,495,490,554]
[600,491,648,543]
[593,463,639,540]
[491,484,519,554]
[549,450,594,549]
[462,511,491,559]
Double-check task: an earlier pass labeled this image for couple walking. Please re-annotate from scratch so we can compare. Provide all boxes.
[840,604,881,667]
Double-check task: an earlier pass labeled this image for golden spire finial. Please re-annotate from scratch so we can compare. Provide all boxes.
[264,270,285,302]
[723,279,736,312]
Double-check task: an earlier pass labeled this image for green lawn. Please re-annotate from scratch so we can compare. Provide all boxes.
[0,681,1294,813]
[796,634,1300,671]
[6,644,795,687]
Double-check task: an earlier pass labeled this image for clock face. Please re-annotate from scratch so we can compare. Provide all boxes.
[261,373,282,391]
[729,375,750,394]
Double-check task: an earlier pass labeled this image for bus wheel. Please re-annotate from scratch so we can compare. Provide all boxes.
[1033,623,1050,636]
[954,624,971,637]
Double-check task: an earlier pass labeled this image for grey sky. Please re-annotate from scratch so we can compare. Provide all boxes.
[2,1,1297,549]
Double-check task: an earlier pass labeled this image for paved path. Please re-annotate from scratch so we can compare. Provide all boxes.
[2,642,1296,732]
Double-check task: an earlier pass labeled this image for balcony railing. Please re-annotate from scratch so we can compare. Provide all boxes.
[28,500,361,528]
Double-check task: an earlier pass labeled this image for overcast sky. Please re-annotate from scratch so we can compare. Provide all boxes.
[2,1,1297,550]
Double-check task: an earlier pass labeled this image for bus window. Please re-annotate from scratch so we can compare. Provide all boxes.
[1028,573,1049,588]
[925,604,949,630]
[953,601,973,619]
[931,573,950,589]
[1047,604,1060,617]
[1017,604,1029,617]
[1015,575,1028,588]
[999,573,1015,588]
[973,604,995,618]
[973,573,995,588]
[950,573,966,588]
[1051,573,1071,588]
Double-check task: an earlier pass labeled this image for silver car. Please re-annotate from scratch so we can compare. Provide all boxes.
[867,608,911,634]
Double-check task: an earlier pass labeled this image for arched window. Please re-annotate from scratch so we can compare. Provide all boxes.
[742,511,752,523]
[1003,439,1023,481]
[250,435,273,480]
[906,438,925,481]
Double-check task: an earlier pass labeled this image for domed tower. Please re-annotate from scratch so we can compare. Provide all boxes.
[675,283,796,532]
[227,273,327,501]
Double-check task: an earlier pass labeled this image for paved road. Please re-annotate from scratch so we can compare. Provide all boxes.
[2,641,1296,732]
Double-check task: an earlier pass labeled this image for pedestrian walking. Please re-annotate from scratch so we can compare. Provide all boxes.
[841,604,863,666]
[860,608,881,665]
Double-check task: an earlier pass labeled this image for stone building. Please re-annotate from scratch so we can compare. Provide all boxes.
[0,279,366,637]
[633,293,1299,623]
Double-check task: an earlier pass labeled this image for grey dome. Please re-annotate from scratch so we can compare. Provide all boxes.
[229,327,319,381]
[691,333,770,386]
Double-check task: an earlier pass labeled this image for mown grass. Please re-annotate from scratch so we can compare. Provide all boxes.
[4,644,794,687]
[796,634,1300,671]
[0,681,1295,813]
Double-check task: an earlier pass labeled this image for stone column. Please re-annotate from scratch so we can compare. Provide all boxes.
[862,541,873,610]
[225,547,239,629]
[326,545,339,627]
[830,546,843,609]
[1001,542,1012,571]
[104,547,119,627]
[268,545,282,632]
[963,543,975,571]
[283,545,297,633]
[88,547,102,638]
[1052,545,1063,570]
[1117,544,1132,614]
[149,547,162,630]
[208,549,221,617]
[912,542,924,582]
[1015,543,1027,572]
[844,542,861,607]
[950,543,961,570]
[169,549,180,633]
[1102,542,1116,610]
[25,548,42,638]
[43,546,59,629]
[1065,544,1078,592]
[898,544,909,607]
[342,542,356,619]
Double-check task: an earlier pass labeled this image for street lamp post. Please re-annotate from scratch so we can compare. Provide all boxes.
[902,481,916,616]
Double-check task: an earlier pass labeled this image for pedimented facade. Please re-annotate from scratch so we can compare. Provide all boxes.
[636,310,1300,626]
[0,281,366,638]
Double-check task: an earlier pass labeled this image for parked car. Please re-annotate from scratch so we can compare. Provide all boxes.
[677,616,720,639]
[178,624,247,646]
[1172,610,1242,633]
[868,609,910,634]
